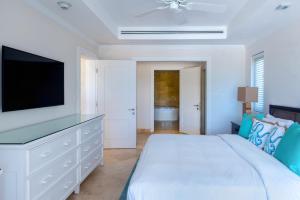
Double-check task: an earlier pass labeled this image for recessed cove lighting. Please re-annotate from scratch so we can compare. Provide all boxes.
[276,2,291,11]
[57,1,72,10]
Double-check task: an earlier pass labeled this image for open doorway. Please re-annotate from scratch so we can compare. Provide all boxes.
[154,70,180,133]
[136,61,207,135]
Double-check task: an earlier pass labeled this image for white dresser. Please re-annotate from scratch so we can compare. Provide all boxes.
[0,114,104,200]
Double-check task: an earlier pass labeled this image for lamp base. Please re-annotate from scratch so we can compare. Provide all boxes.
[243,102,252,115]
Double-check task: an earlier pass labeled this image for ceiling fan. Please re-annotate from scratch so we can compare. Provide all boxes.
[135,0,227,23]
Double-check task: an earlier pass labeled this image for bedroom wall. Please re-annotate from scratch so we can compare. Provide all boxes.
[99,45,246,134]
[246,21,300,112]
[0,0,98,131]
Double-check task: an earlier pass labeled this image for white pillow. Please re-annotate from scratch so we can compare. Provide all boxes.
[248,119,274,149]
[264,125,286,155]
[265,114,294,128]
[277,120,294,128]
[262,117,277,124]
[266,114,276,119]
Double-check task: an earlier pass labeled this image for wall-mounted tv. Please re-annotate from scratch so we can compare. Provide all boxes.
[1,46,64,112]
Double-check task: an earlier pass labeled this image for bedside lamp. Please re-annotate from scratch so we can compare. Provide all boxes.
[238,87,258,114]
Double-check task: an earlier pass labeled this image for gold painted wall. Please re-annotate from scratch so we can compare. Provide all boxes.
[155,70,179,107]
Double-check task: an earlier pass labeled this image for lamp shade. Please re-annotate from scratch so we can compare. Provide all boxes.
[238,87,258,103]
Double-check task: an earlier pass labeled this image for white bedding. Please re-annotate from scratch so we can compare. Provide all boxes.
[128,134,300,200]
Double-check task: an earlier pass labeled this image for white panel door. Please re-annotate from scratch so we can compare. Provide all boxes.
[180,67,201,134]
[98,60,136,148]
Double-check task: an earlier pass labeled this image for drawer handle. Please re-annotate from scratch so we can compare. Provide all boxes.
[63,181,73,190]
[63,140,72,146]
[41,174,53,184]
[63,160,73,168]
[83,147,90,152]
[83,131,90,135]
[84,163,91,169]
[40,151,52,158]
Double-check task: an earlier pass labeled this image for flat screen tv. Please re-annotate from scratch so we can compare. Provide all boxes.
[1,46,64,112]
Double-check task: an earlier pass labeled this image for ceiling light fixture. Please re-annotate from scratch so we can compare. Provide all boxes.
[275,2,291,11]
[170,1,180,10]
[57,1,72,10]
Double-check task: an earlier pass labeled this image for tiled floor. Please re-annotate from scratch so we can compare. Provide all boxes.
[67,132,151,200]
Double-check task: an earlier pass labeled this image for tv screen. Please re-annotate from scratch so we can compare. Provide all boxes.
[1,46,64,112]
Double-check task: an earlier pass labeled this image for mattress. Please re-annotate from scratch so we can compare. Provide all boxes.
[127,134,300,200]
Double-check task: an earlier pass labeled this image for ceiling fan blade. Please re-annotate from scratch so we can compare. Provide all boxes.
[135,6,169,18]
[157,0,173,4]
[185,2,227,13]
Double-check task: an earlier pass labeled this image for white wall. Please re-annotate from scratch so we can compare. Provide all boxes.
[0,0,98,131]
[246,22,300,112]
[137,62,202,130]
[99,45,246,134]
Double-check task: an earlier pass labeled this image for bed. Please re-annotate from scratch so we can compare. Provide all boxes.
[126,105,300,200]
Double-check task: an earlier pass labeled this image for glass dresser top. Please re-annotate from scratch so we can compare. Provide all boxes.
[0,114,103,145]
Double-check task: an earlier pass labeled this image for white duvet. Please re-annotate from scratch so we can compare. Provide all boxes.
[128,134,300,200]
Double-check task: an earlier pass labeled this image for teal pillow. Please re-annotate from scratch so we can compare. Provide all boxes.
[238,113,264,139]
[274,123,300,176]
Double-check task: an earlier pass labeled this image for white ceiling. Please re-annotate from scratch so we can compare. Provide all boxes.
[26,0,300,45]
[96,0,248,27]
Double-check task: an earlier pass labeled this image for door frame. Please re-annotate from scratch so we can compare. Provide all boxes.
[133,57,212,134]
[76,47,98,113]
[200,66,207,135]
[152,66,183,133]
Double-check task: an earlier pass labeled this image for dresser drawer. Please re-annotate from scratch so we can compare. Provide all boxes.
[29,132,77,173]
[81,133,102,160]
[81,148,102,180]
[29,150,77,199]
[36,168,77,200]
[80,119,102,142]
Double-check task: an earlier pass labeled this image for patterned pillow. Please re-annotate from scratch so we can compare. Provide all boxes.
[264,125,286,155]
[248,119,274,149]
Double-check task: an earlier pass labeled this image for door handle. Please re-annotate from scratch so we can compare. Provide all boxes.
[193,105,200,110]
[128,108,135,115]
